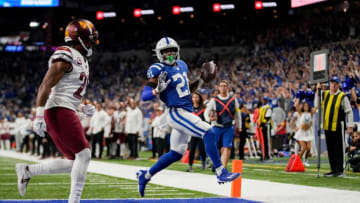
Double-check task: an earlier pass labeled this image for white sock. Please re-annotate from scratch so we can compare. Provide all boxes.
[68,148,91,203]
[215,166,224,176]
[28,159,74,177]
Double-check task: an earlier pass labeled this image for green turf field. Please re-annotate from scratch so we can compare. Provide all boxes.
[100,151,360,191]
[1,151,360,200]
[0,156,217,200]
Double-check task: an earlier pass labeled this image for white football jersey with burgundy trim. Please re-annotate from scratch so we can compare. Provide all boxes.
[45,46,90,112]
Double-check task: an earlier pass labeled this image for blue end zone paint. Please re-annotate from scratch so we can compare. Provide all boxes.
[0,198,262,203]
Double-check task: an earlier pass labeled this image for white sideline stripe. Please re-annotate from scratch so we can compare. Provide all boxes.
[138,189,178,192]
[253,169,271,172]
[0,183,137,186]
[146,193,195,196]
[1,173,69,176]
[1,150,360,203]
[278,171,360,180]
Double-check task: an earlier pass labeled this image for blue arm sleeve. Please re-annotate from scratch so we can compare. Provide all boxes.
[141,86,155,101]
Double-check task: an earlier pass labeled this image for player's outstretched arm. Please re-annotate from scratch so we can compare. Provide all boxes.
[141,78,158,101]
[36,61,71,107]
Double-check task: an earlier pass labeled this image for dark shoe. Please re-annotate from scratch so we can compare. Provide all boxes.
[186,166,193,172]
[324,171,335,177]
[333,172,345,177]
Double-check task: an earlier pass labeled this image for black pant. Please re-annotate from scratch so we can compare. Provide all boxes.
[20,135,29,153]
[105,137,112,157]
[128,133,138,158]
[42,133,57,158]
[10,135,15,149]
[155,137,166,158]
[325,130,345,173]
[239,131,248,160]
[31,134,42,155]
[151,128,157,158]
[91,131,104,159]
[261,125,271,160]
[188,137,206,166]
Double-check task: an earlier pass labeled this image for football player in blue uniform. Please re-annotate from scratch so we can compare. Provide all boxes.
[138,37,240,197]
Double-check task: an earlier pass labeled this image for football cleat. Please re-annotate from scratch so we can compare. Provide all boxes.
[216,168,241,184]
[16,163,31,196]
[136,170,150,197]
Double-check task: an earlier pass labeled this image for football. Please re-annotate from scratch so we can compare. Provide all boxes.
[200,61,217,83]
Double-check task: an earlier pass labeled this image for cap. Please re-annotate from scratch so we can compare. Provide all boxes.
[198,89,208,94]
[330,75,341,83]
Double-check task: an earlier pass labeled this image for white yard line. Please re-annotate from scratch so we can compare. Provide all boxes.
[1,150,360,203]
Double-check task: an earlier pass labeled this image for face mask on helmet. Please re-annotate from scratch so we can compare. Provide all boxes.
[155,37,180,65]
[78,31,99,57]
[64,19,99,57]
[160,47,178,65]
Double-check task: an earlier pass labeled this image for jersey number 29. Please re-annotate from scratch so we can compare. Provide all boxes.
[73,72,88,100]
[172,72,190,98]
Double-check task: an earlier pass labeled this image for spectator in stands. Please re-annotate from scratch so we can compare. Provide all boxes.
[0,118,10,150]
[125,99,143,159]
[293,99,315,167]
[151,106,169,159]
[187,92,207,172]
[90,103,108,159]
[239,104,250,160]
[112,102,127,159]
[104,106,115,158]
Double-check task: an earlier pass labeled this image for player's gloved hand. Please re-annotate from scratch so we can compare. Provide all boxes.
[155,71,171,93]
[33,107,46,137]
[80,104,96,117]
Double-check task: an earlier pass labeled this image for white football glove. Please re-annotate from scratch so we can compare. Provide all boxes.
[33,107,46,137]
[155,71,171,93]
[80,104,96,117]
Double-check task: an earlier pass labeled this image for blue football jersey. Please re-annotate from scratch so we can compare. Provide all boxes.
[146,60,193,112]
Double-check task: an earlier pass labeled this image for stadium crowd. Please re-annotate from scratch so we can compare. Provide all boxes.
[1,11,360,172]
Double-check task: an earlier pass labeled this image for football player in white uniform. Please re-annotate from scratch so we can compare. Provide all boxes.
[15,19,98,203]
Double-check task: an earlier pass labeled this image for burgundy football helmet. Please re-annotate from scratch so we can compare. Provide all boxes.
[64,19,99,57]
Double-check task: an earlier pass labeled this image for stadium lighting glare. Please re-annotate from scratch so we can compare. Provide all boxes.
[96,11,104,20]
[263,2,277,7]
[141,9,155,15]
[213,3,221,12]
[133,9,154,18]
[133,9,142,18]
[173,6,181,15]
[213,3,235,12]
[255,1,263,10]
[97,11,117,20]
[173,6,194,15]
[103,12,117,18]
[29,21,39,27]
[220,4,235,10]
[180,7,194,13]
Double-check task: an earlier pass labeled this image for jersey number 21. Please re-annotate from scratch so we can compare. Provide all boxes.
[172,72,190,98]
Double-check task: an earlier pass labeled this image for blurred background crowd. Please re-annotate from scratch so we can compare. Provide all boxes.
[1,0,360,172]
